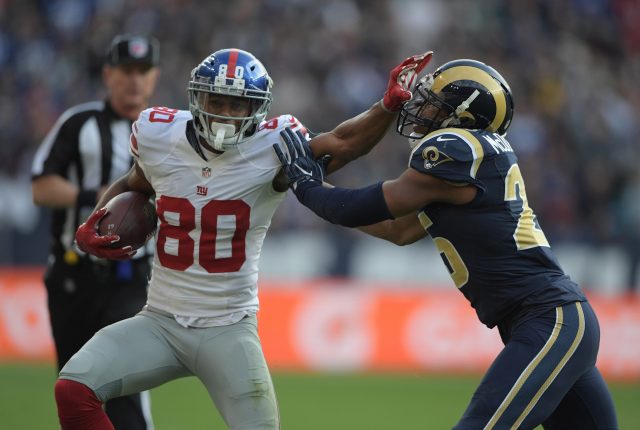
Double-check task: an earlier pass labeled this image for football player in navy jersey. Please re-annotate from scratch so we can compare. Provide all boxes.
[275,59,619,429]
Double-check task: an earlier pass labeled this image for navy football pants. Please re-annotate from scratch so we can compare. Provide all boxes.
[454,301,618,429]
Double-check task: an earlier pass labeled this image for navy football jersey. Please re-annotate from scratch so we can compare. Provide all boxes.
[410,128,585,328]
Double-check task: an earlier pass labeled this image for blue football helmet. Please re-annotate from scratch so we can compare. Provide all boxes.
[188,48,273,150]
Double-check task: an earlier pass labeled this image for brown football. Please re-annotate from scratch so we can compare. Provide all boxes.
[98,191,157,250]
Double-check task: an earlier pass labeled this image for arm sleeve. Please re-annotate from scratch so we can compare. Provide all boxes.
[294,181,393,227]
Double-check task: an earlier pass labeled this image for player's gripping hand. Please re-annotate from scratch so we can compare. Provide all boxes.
[273,127,324,193]
[382,51,434,112]
[75,208,136,260]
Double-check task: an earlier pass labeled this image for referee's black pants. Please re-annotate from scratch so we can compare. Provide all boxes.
[45,254,152,430]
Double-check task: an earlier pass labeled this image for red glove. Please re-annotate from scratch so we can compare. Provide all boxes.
[75,208,136,260]
[382,51,433,112]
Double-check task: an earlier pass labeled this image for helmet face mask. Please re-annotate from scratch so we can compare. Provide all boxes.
[397,78,455,141]
[188,49,273,151]
[397,59,514,145]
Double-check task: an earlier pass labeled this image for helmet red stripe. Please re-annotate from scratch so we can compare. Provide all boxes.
[226,50,238,78]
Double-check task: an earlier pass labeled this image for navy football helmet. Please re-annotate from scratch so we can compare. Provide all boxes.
[188,48,273,150]
[397,59,514,144]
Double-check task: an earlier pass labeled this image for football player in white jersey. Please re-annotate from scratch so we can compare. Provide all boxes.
[54,48,432,430]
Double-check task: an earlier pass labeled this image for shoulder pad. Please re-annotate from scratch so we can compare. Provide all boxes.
[409,128,486,181]
[130,107,189,164]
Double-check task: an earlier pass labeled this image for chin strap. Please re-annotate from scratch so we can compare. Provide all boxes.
[454,89,480,116]
[441,89,480,128]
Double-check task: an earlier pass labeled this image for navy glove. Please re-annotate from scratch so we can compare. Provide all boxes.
[274,127,324,191]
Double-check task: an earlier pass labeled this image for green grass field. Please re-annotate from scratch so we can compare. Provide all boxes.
[2,363,638,429]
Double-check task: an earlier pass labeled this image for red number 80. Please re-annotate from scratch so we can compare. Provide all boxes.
[156,196,250,273]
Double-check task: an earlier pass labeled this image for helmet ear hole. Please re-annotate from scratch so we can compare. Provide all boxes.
[457,113,476,128]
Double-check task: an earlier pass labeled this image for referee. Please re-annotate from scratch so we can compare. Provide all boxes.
[31,35,159,430]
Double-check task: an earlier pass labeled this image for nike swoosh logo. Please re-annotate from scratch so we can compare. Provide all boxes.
[294,164,313,176]
[436,135,457,142]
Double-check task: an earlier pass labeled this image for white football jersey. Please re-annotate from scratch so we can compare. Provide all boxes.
[130,107,306,320]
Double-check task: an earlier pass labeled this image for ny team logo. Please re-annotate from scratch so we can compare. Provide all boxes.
[196,186,208,196]
[202,167,211,178]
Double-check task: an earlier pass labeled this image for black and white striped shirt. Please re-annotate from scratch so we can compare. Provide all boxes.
[31,100,152,258]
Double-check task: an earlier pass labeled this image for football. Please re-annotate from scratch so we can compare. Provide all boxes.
[98,191,157,250]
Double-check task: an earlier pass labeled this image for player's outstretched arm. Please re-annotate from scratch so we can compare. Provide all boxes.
[310,52,433,174]
[357,213,428,246]
[274,128,477,227]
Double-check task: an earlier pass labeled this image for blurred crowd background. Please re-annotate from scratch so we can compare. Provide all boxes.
[1,0,639,292]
